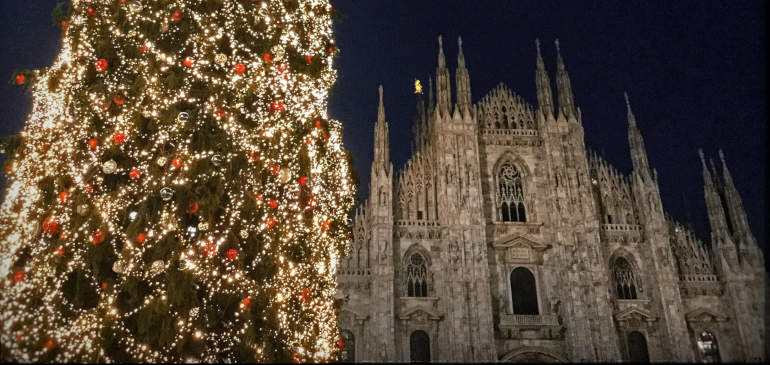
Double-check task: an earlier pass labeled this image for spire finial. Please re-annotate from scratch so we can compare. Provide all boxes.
[718,148,725,162]
[457,36,466,68]
[458,36,462,49]
[698,148,707,166]
[535,38,542,59]
[438,34,443,48]
[555,38,560,53]
[437,34,446,68]
[377,85,385,123]
[624,91,631,112]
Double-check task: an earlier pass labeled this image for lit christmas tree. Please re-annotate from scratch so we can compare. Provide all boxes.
[0,0,354,362]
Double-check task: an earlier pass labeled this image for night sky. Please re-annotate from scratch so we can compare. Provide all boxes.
[0,1,765,254]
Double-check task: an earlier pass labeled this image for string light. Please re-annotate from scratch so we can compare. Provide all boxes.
[0,0,353,362]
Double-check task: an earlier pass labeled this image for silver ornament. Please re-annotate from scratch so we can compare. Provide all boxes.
[112,261,124,274]
[102,159,117,174]
[279,167,291,183]
[177,112,189,123]
[160,187,174,201]
[156,156,168,167]
[77,204,89,216]
[149,260,165,277]
[211,154,223,166]
[129,1,142,13]
[239,229,248,239]
[271,45,285,61]
[215,53,228,66]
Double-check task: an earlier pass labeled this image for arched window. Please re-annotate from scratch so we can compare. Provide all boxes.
[510,267,539,315]
[613,257,639,299]
[627,331,649,362]
[497,163,526,222]
[405,252,429,297]
[409,330,430,362]
[696,330,721,363]
[340,329,355,362]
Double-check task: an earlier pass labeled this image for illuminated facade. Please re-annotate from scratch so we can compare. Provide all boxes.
[335,36,766,362]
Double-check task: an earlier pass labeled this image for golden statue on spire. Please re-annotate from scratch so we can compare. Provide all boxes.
[414,79,423,94]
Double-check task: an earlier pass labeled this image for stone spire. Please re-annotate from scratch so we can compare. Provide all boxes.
[625,92,651,179]
[554,39,577,121]
[699,149,730,241]
[535,38,554,119]
[435,35,452,117]
[373,85,390,176]
[455,36,472,115]
[718,150,753,240]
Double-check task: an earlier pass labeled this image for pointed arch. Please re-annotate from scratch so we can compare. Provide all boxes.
[402,244,432,297]
[493,155,530,223]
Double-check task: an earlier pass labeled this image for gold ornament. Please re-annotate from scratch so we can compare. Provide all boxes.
[102,159,117,174]
[177,112,189,123]
[76,204,89,216]
[239,229,248,239]
[279,167,291,183]
[215,53,228,66]
[156,156,168,167]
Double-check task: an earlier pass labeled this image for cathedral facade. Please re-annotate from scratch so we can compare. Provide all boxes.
[334,36,766,363]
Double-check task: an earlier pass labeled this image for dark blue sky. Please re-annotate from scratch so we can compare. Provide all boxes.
[0,1,766,252]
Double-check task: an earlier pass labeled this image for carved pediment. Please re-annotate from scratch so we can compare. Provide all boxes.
[339,307,369,322]
[686,308,728,323]
[398,306,442,321]
[614,306,658,323]
[492,235,551,264]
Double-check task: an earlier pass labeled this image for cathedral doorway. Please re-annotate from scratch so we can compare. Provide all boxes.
[510,267,539,315]
[627,331,650,363]
[696,330,721,363]
[409,330,430,362]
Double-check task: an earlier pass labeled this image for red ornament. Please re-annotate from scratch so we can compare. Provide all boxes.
[137,232,147,244]
[43,216,59,235]
[186,202,199,214]
[269,101,285,115]
[140,44,149,53]
[298,176,308,186]
[266,217,275,229]
[13,271,25,283]
[15,332,22,341]
[322,132,329,141]
[216,107,226,118]
[172,11,182,22]
[183,58,193,67]
[304,55,312,65]
[300,288,311,303]
[255,193,264,201]
[277,63,288,73]
[203,243,217,258]
[95,58,108,72]
[113,132,126,145]
[268,199,278,209]
[234,63,246,75]
[113,96,124,105]
[86,7,96,17]
[87,185,94,194]
[44,339,55,351]
[88,138,99,149]
[60,20,69,32]
[328,46,335,53]
[172,157,182,169]
[322,220,330,232]
[226,249,238,260]
[101,282,108,289]
[271,164,280,175]
[306,195,316,210]
[241,296,251,310]
[249,151,259,162]
[315,120,322,129]
[263,53,273,63]
[337,339,345,348]
[55,246,64,256]
[58,191,70,204]
[129,168,141,179]
[14,74,25,85]
[91,230,105,245]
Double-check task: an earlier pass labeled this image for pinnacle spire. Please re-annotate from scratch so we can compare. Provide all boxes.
[625,91,637,127]
[437,35,446,68]
[554,39,577,120]
[535,38,553,118]
[378,84,385,123]
[718,149,734,185]
[457,36,466,68]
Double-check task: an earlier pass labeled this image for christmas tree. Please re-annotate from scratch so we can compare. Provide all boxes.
[0,0,354,362]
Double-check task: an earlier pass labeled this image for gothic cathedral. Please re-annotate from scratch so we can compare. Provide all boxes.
[335,36,766,362]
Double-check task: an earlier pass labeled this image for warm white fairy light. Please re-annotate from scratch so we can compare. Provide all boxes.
[1,0,353,363]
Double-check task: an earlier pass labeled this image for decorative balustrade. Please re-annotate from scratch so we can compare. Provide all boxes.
[395,220,440,227]
[480,128,538,137]
[600,224,643,232]
[499,314,558,328]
